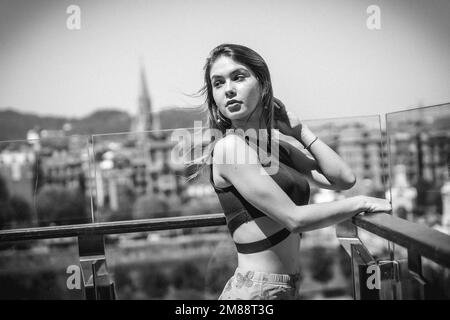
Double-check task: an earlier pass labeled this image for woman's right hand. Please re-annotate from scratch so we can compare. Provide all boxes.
[356,196,392,214]
[273,97,303,140]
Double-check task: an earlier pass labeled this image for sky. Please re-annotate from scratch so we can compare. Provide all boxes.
[0,0,449,121]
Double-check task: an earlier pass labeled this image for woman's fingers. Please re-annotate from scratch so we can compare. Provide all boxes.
[363,197,392,213]
[286,111,302,128]
[273,98,288,121]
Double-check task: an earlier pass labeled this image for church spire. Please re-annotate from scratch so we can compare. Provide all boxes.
[132,59,153,134]
[139,58,151,108]
[139,59,152,117]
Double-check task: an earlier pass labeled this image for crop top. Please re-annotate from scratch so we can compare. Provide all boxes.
[209,136,310,254]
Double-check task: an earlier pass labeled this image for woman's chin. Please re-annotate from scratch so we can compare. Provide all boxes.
[226,109,247,120]
[227,112,243,119]
[227,114,248,123]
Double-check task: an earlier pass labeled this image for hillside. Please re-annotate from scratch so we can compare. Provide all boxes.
[0,107,208,141]
[159,106,207,130]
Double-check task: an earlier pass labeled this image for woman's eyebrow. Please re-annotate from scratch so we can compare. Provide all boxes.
[231,68,250,76]
[211,68,250,81]
[210,74,222,82]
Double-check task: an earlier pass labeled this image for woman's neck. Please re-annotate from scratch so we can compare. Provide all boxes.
[230,106,268,146]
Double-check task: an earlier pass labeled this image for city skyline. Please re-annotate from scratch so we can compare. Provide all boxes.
[0,0,449,121]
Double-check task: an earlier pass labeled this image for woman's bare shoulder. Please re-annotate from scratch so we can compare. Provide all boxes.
[212,133,252,164]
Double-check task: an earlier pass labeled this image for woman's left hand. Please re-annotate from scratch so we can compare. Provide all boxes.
[273,98,302,140]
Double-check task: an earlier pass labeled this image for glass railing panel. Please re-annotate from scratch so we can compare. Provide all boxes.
[356,226,394,260]
[420,256,450,299]
[91,128,222,223]
[302,115,393,298]
[390,243,450,299]
[104,225,234,299]
[0,135,94,229]
[304,115,388,199]
[299,229,353,299]
[385,103,450,231]
[104,226,356,300]
[300,228,393,299]
[0,237,83,299]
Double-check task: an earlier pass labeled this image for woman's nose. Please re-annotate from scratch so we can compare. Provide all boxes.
[225,82,236,98]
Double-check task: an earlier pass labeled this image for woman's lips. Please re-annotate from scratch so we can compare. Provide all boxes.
[227,103,242,112]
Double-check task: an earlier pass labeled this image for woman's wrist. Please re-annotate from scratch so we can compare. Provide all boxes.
[352,196,367,215]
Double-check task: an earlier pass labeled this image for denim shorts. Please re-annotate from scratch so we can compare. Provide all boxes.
[218,267,300,300]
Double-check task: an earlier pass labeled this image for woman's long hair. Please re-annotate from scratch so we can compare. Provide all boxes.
[184,44,276,181]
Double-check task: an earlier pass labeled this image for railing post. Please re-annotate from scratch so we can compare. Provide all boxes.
[377,260,401,300]
[350,244,379,299]
[78,234,116,300]
[337,221,378,299]
[336,220,400,300]
[406,249,427,299]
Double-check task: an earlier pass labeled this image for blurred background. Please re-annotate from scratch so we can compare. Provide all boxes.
[0,0,449,299]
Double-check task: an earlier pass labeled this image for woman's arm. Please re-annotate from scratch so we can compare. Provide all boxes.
[279,128,356,190]
[273,99,355,190]
[214,134,391,233]
[277,138,348,191]
[298,125,356,189]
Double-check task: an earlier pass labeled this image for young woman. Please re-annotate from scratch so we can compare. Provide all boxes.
[194,43,391,300]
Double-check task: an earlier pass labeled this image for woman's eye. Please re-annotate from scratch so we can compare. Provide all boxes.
[213,81,223,88]
[235,75,245,81]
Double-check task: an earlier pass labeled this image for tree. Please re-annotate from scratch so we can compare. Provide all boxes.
[414,177,443,216]
[0,202,14,230]
[172,262,204,291]
[9,195,34,228]
[308,246,335,283]
[204,239,237,296]
[0,173,10,202]
[35,185,89,226]
[136,264,170,299]
[180,197,222,216]
[0,173,13,229]
[132,193,169,219]
[0,173,35,230]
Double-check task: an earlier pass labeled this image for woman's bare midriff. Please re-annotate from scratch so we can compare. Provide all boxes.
[212,144,303,275]
[233,217,302,275]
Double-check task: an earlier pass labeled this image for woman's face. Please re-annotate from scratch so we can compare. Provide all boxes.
[210,56,262,122]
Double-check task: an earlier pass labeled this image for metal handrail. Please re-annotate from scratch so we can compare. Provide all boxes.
[0,213,226,242]
[353,213,450,268]
[1,211,449,269]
